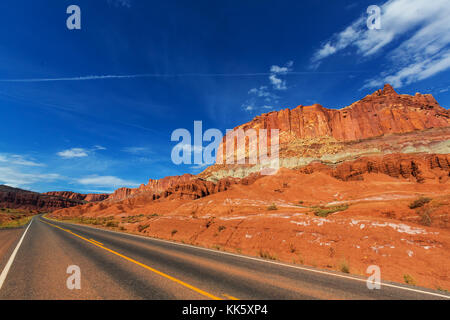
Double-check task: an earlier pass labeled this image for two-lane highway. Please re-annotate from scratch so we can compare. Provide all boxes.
[0,215,449,300]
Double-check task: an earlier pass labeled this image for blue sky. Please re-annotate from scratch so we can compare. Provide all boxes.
[0,0,449,193]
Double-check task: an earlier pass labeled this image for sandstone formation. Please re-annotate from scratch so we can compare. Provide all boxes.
[0,186,111,212]
[203,84,450,180]
[233,84,448,142]
[44,191,110,202]
[107,174,196,201]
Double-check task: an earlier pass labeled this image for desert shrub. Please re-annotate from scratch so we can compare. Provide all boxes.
[339,259,350,273]
[106,221,118,228]
[403,274,416,285]
[267,203,278,211]
[313,204,349,217]
[218,225,226,232]
[171,229,178,236]
[409,197,432,209]
[138,224,150,232]
[259,249,277,260]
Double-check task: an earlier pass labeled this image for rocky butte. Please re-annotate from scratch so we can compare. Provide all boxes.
[201,84,450,180]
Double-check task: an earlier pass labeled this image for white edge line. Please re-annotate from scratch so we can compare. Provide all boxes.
[42,216,450,299]
[0,218,34,290]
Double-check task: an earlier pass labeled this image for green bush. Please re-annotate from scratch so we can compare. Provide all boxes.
[313,204,349,217]
[105,221,118,228]
[138,224,150,232]
[403,274,416,285]
[259,249,277,260]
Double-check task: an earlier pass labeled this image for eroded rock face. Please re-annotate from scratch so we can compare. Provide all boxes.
[298,154,450,183]
[203,84,450,180]
[107,174,196,202]
[0,186,112,212]
[233,84,449,143]
[44,191,110,202]
[108,187,138,202]
[0,186,85,212]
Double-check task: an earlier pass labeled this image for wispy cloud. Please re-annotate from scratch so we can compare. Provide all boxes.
[269,61,293,90]
[248,86,279,100]
[0,69,349,84]
[122,147,151,155]
[242,61,293,112]
[311,0,450,88]
[0,154,44,167]
[77,175,139,188]
[57,146,107,159]
[107,0,132,8]
[94,145,107,151]
[0,167,61,188]
[57,148,89,159]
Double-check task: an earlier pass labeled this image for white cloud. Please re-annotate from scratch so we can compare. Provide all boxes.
[77,175,139,188]
[57,148,88,158]
[364,51,450,88]
[0,167,61,188]
[269,61,293,90]
[107,0,132,8]
[248,86,279,99]
[311,0,450,87]
[243,61,293,112]
[269,74,287,91]
[57,146,106,159]
[0,154,44,167]
[122,147,150,154]
[243,104,255,112]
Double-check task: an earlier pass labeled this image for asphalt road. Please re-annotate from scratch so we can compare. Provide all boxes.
[0,215,448,300]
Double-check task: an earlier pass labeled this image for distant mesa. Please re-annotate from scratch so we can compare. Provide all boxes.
[0,185,110,212]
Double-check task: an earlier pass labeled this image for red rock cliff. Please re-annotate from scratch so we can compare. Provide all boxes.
[44,191,110,202]
[235,84,449,142]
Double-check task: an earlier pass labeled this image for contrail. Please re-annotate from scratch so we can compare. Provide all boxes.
[0,71,369,83]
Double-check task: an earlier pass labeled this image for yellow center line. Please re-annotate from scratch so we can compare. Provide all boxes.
[41,218,222,300]
[223,293,239,300]
[89,239,104,246]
